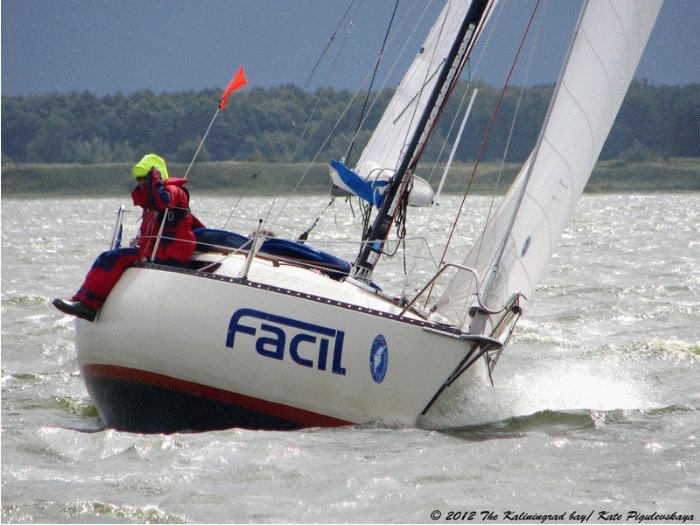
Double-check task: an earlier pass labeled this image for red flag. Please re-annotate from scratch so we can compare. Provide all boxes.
[219,66,248,110]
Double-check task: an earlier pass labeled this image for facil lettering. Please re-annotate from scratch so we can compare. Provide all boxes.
[226,308,347,375]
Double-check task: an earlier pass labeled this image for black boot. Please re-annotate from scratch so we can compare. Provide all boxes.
[52,299,97,322]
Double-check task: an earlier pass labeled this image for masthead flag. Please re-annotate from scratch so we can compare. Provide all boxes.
[219,66,248,110]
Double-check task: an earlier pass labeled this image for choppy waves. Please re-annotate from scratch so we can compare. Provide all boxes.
[2,194,698,522]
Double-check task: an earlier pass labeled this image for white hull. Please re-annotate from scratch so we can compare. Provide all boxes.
[76,252,486,431]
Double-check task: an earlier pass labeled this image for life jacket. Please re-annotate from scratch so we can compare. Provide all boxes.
[132,176,203,264]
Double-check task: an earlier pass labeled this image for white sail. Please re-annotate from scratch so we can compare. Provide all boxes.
[355,0,486,179]
[434,0,662,329]
[331,0,497,209]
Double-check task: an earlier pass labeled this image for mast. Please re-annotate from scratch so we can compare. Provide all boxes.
[351,0,492,281]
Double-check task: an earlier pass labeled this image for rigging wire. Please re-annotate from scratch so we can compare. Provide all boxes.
[365,0,455,245]
[387,0,481,276]
[297,198,335,243]
[339,0,433,166]
[344,0,400,165]
[419,0,539,311]
[436,0,543,273]
[423,1,503,189]
[472,0,548,269]
[290,1,360,164]
[263,1,360,231]
[343,0,402,244]
[271,0,430,238]
[302,1,358,93]
[352,0,433,243]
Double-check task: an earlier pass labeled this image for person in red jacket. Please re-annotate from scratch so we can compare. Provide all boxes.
[53,154,203,321]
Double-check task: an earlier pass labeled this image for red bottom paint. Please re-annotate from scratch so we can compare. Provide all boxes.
[81,364,351,433]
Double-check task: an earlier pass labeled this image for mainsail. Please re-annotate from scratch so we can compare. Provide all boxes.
[330,0,495,210]
[434,0,662,331]
[333,0,493,188]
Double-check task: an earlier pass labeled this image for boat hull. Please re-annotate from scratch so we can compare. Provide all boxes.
[81,364,340,431]
[76,261,483,432]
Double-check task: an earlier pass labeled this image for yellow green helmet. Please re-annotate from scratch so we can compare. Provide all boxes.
[131,153,169,181]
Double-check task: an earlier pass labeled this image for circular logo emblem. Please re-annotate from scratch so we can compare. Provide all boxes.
[369,335,388,384]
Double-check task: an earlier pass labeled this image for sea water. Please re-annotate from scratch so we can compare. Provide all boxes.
[2,194,698,523]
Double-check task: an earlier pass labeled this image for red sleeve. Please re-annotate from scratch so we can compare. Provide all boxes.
[166,185,188,209]
[147,169,171,210]
[132,186,149,208]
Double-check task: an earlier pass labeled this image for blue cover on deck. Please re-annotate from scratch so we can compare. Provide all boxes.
[195,228,249,251]
[194,228,351,280]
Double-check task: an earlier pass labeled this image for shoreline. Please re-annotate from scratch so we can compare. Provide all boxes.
[2,158,698,197]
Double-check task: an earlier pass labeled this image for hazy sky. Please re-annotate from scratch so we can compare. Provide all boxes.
[2,0,699,97]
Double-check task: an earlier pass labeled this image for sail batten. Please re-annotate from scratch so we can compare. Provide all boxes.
[434,0,662,332]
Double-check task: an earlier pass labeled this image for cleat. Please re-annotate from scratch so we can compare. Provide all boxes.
[52,299,97,322]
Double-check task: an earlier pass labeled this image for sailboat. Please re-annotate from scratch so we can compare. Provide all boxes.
[75,0,661,432]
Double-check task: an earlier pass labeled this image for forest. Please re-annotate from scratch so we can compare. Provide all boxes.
[2,81,699,167]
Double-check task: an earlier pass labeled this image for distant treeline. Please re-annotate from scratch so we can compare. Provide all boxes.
[3,158,699,197]
[2,81,699,167]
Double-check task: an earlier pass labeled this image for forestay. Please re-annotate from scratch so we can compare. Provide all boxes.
[433,0,662,330]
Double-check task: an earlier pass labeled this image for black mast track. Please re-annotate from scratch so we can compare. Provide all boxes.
[351,0,491,281]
